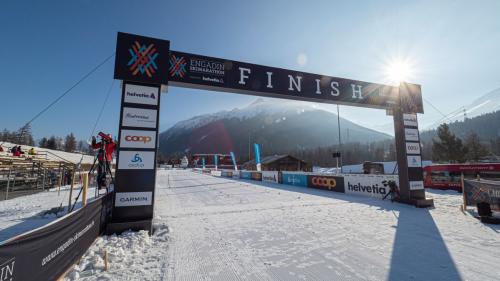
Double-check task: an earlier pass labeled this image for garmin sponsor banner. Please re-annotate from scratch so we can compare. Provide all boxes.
[404,128,419,141]
[464,179,500,210]
[211,170,222,177]
[407,155,422,168]
[307,175,345,193]
[240,171,252,180]
[405,142,421,155]
[344,174,399,199]
[0,194,111,281]
[262,171,279,183]
[409,181,425,190]
[122,107,157,128]
[168,51,424,112]
[403,113,418,127]
[118,151,155,170]
[251,172,262,181]
[282,173,308,187]
[115,192,152,207]
[232,170,240,179]
[119,129,156,149]
[124,84,159,106]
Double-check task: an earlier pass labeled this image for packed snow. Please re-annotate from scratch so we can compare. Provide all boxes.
[63,170,499,280]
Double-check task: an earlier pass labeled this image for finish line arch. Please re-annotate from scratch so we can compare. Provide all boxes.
[109,32,433,233]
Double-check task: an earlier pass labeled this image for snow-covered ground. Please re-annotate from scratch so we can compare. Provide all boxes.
[64,170,499,280]
[0,185,97,242]
[0,141,95,164]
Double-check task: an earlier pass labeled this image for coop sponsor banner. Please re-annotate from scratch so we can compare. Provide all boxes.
[221,170,233,178]
[404,128,419,141]
[117,151,155,170]
[262,171,279,183]
[464,180,500,211]
[210,170,222,177]
[282,173,308,187]
[122,107,157,128]
[405,142,421,155]
[407,155,422,168]
[115,192,152,207]
[0,194,111,281]
[119,129,157,149]
[240,171,252,180]
[251,172,262,181]
[124,84,159,106]
[307,175,345,193]
[403,113,418,127]
[168,51,423,112]
[344,174,399,199]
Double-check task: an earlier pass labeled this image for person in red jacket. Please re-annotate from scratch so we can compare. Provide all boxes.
[90,133,116,189]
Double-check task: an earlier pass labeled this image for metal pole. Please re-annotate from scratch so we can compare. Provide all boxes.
[67,168,76,213]
[42,168,46,191]
[5,168,12,200]
[337,104,343,173]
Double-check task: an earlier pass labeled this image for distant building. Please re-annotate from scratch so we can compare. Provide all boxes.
[243,154,311,172]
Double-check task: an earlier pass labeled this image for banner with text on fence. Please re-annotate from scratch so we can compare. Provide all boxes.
[0,194,111,281]
[463,179,500,211]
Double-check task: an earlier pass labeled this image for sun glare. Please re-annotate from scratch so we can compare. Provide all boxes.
[383,58,415,85]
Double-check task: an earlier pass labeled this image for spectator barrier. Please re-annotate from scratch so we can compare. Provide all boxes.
[0,193,112,281]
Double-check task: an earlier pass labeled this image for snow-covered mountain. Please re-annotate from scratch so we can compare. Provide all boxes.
[159,98,392,158]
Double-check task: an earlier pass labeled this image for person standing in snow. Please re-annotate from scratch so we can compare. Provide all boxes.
[90,133,116,189]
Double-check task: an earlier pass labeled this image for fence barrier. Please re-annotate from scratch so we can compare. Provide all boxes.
[463,179,500,211]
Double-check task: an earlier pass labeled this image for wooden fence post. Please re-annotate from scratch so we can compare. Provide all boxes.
[82,172,88,206]
[67,168,76,213]
[461,173,466,211]
[5,168,12,200]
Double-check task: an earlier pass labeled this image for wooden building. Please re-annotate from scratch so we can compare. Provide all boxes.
[242,154,311,172]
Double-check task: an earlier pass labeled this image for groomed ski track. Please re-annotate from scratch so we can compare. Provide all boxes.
[69,170,500,280]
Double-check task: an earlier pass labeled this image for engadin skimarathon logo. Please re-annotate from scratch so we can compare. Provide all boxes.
[347,182,387,195]
[127,41,158,78]
[0,258,15,281]
[169,54,187,77]
[128,153,144,168]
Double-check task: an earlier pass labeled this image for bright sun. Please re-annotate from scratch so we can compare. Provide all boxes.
[383,58,415,85]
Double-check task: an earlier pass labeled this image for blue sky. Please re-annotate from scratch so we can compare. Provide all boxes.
[1,0,499,140]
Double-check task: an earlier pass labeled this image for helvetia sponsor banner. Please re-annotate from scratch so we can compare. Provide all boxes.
[282,173,308,187]
[344,174,399,199]
[118,151,155,170]
[403,113,418,127]
[120,129,156,149]
[122,107,157,128]
[409,181,425,190]
[115,192,152,207]
[262,171,279,183]
[405,142,421,155]
[404,128,419,141]
[124,84,159,106]
[307,175,345,192]
[407,155,422,168]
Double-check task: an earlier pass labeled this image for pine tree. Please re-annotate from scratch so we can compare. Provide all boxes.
[64,133,77,152]
[39,137,48,148]
[16,123,34,145]
[432,123,467,163]
[465,132,489,162]
[46,136,57,150]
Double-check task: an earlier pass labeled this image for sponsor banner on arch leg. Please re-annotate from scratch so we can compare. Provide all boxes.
[119,129,156,149]
[344,174,399,199]
[124,84,159,105]
[307,175,345,192]
[262,171,279,183]
[117,151,155,170]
